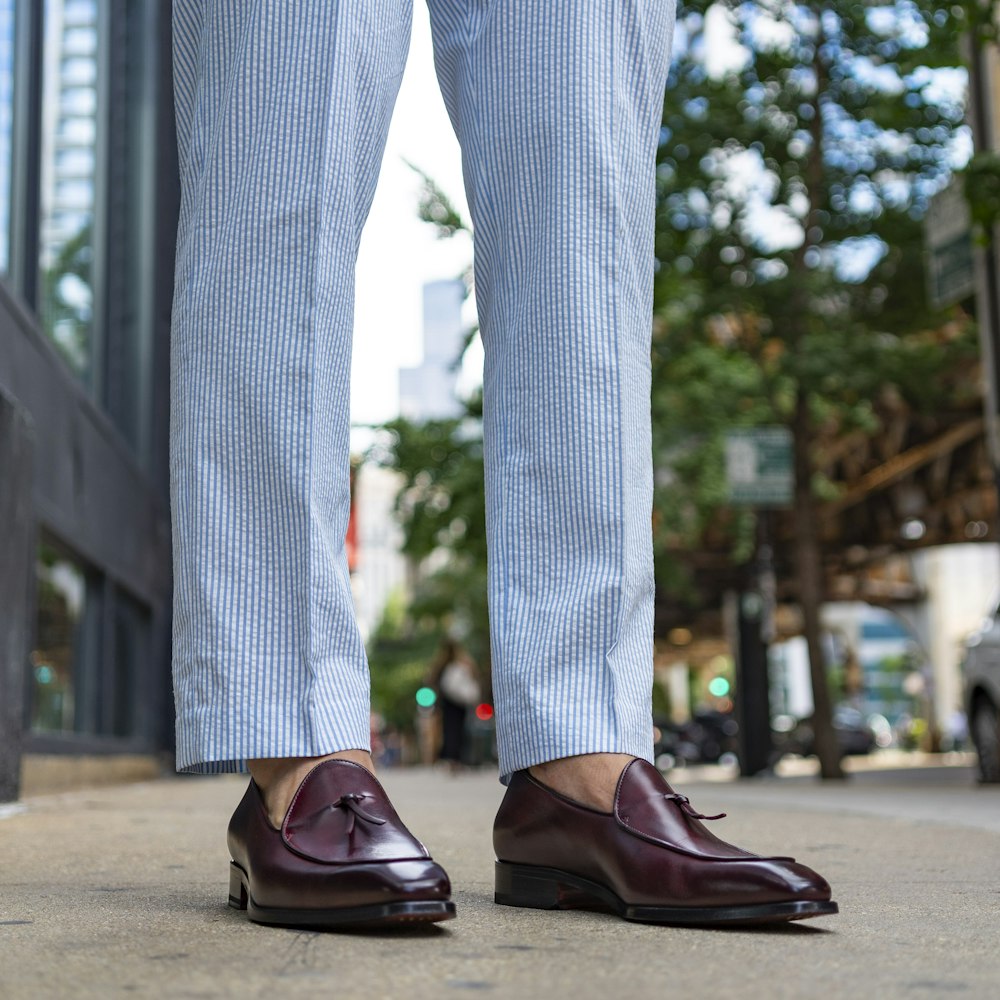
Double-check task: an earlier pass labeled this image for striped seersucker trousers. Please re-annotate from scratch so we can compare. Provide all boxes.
[169,0,677,778]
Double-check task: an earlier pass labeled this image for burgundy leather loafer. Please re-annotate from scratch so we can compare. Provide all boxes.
[494,759,837,926]
[227,759,456,927]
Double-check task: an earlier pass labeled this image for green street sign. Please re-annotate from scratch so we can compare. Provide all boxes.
[725,427,793,507]
[925,180,975,309]
[928,233,974,310]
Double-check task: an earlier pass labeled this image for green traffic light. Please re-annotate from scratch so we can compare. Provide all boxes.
[415,686,437,708]
[708,676,730,698]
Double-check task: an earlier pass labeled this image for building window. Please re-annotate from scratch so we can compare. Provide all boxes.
[29,535,152,741]
[37,0,100,383]
[29,537,101,735]
[0,0,14,275]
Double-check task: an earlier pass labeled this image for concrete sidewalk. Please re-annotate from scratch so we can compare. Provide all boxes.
[2,767,998,999]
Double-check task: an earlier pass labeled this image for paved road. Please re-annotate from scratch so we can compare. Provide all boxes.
[1,766,998,999]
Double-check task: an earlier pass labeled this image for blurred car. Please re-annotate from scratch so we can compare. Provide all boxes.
[774,705,876,759]
[654,711,739,770]
[960,606,1000,784]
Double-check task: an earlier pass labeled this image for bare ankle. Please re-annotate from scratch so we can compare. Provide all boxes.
[529,752,637,813]
[247,750,374,827]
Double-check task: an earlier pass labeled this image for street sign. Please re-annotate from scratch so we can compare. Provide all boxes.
[925,180,975,309]
[725,427,793,506]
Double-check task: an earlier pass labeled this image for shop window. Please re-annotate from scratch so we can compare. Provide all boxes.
[30,537,102,735]
[30,539,152,742]
[38,0,100,383]
[0,0,14,275]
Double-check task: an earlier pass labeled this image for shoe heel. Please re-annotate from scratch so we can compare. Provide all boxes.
[495,862,563,910]
[228,862,248,911]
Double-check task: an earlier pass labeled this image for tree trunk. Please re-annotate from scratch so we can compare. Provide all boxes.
[784,12,843,780]
[792,390,845,780]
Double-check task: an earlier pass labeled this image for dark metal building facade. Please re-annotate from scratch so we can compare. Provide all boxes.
[0,0,177,800]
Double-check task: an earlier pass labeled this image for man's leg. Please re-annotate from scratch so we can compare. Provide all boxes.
[425,2,837,926]
[170,0,411,801]
[426,0,676,805]
[171,0,454,928]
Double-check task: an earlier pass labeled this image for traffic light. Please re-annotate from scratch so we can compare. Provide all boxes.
[708,676,730,698]
[415,687,437,708]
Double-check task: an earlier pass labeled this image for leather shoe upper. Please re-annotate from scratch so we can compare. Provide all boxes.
[280,762,430,864]
[229,759,451,911]
[493,758,832,909]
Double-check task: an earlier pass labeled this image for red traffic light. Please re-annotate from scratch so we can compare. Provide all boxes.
[474,703,494,722]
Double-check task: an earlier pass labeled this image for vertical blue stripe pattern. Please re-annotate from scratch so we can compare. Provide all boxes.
[169,0,675,777]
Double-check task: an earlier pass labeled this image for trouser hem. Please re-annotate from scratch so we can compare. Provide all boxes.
[497,735,655,786]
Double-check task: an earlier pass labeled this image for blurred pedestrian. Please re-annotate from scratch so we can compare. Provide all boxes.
[431,640,481,772]
[944,708,969,752]
[169,0,836,930]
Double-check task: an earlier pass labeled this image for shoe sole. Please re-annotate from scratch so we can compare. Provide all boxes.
[228,861,457,928]
[495,861,838,926]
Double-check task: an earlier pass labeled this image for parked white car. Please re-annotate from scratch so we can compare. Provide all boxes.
[961,606,1000,784]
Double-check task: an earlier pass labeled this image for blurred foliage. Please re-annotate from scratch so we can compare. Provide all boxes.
[367,589,443,733]
[959,0,1000,236]
[368,396,491,672]
[965,151,1000,234]
[651,0,981,594]
[406,159,469,239]
[652,678,675,720]
[955,0,1000,44]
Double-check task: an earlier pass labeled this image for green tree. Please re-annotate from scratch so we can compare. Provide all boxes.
[653,0,978,777]
[370,403,491,674]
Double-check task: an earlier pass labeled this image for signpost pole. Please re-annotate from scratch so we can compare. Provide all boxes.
[725,429,791,777]
[734,513,775,776]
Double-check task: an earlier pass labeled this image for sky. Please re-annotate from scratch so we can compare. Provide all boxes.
[350,7,477,443]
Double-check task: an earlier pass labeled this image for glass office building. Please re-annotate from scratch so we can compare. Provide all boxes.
[0,1,176,799]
